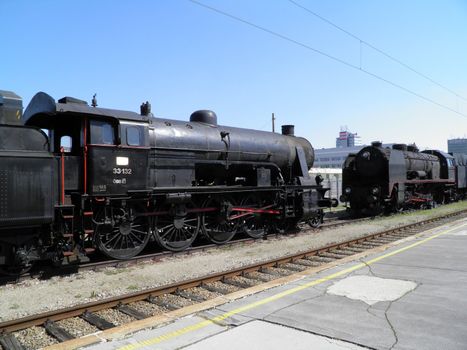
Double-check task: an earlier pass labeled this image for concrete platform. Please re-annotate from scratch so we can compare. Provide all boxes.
[85,218,467,350]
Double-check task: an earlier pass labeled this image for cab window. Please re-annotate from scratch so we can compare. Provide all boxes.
[90,120,115,145]
[126,126,143,146]
[60,135,72,152]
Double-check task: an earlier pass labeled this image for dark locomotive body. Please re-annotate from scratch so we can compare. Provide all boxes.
[451,153,467,199]
[341,141,457,214]
[0,91,334,271]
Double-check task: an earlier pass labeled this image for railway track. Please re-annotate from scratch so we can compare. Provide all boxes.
[0,210,363,285]
[1,209,465,350]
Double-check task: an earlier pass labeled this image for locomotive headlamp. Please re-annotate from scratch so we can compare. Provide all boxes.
[372,187,379,195]
[362,151,370,160]
[344,187,351,194]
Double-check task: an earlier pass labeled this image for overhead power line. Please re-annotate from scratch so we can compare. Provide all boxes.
[287,0,467,102]
[188,0,467,118]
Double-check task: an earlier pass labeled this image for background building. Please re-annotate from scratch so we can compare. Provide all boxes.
[448,138,467,154]
[313,145,363,169]
[335,127,359,148]
[314,127,364,169]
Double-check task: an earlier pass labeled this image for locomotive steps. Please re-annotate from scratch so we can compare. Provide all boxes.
[1,203,467,349]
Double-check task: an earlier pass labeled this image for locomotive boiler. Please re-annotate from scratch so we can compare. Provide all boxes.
[0,90,334,272]
[340,141,456,213]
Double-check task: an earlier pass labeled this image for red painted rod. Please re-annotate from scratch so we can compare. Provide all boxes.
[60,147,65,205]
[231,207,281,215]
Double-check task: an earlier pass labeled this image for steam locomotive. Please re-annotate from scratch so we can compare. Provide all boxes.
[0,90,335,273]
[340,141,467,214]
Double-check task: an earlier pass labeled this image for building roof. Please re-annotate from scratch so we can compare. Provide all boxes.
[315,146,364,155]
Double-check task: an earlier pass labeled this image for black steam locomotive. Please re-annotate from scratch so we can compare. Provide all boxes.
[0,90,335,272]
[340,141,467,214]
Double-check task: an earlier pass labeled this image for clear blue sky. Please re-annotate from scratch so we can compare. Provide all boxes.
[2,0,467,151]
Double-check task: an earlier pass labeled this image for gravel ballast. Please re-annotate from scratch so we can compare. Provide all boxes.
[129,301,166,316]
[15,326,57,349]
[94,309,135,326]
[1,201,466,323]
[55,317,99,338]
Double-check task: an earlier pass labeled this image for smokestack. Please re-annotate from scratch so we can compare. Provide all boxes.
[281,125,295,136]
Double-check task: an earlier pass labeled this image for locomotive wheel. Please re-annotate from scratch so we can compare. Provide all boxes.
[307,215,321,228]
[202,196,239,244]
[94,205,150,260]
[240,195,266,239]
[153,202,200,252]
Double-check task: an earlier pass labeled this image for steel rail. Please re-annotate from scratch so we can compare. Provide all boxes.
[0,209,459,285]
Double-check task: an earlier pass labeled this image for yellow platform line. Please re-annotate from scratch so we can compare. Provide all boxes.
[117,220,467,350]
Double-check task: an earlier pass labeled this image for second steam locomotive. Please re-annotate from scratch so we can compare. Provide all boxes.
[0,90,335,272]
[340,141,467,214]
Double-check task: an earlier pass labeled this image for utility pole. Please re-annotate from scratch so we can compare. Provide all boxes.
[272,113,276,133]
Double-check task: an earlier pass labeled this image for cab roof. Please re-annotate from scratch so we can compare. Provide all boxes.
[23,92,149,125]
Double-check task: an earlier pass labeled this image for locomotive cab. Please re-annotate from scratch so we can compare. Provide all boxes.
[87,118,150,196]
[20,92,154,261]
[422,150,455,181]
[23,92,151,202]
[451,153,467,198]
